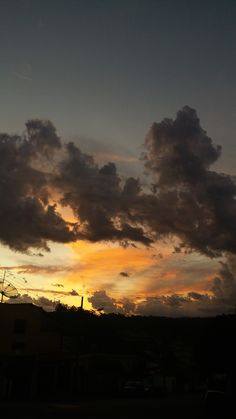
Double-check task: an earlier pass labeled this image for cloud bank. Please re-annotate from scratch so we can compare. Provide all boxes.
[1,106,235,259]
[88,255,236,317]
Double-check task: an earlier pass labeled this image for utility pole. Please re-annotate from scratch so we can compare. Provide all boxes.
[80,295,84,309]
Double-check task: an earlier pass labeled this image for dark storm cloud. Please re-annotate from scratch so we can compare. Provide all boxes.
[142,106,236,257]
[0,120,77,252]
[0,107,236,257]
[54,143,151,245]
[0,119,149,252]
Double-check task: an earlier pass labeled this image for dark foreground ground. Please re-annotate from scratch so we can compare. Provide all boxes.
[1,393,229,419]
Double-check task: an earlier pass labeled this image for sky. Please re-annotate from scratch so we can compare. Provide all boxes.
[1,0,236,316]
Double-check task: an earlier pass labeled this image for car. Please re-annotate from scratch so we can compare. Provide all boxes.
[123,380,151,397]
[204,390,232,416]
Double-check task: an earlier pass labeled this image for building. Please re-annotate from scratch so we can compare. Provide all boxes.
[0,303,76,400]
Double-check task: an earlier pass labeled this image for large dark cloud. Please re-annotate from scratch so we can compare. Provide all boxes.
[141,106,236,256]
[0,120,77,252]
[0,107,236,257]
[54,144,150,245]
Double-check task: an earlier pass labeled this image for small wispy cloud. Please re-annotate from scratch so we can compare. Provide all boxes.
[12,71,32,82]
[0,264,73,275]
[51,283,64,288]
[19,287,79,296]
[11,61,32,82]
[120,271,130,277]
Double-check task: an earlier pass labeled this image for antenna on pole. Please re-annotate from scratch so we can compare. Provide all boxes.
[0,271,19,303]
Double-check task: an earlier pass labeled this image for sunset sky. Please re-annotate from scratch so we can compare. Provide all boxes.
[1,0,236,316]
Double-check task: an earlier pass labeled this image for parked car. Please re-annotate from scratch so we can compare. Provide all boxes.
[123,380,151,397]
[204,390,232,416]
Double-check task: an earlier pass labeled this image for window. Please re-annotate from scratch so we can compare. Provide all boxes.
[12,342,25,353]
[14,319,27,334]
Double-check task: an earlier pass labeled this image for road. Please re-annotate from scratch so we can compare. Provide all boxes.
[1,394,207,419]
